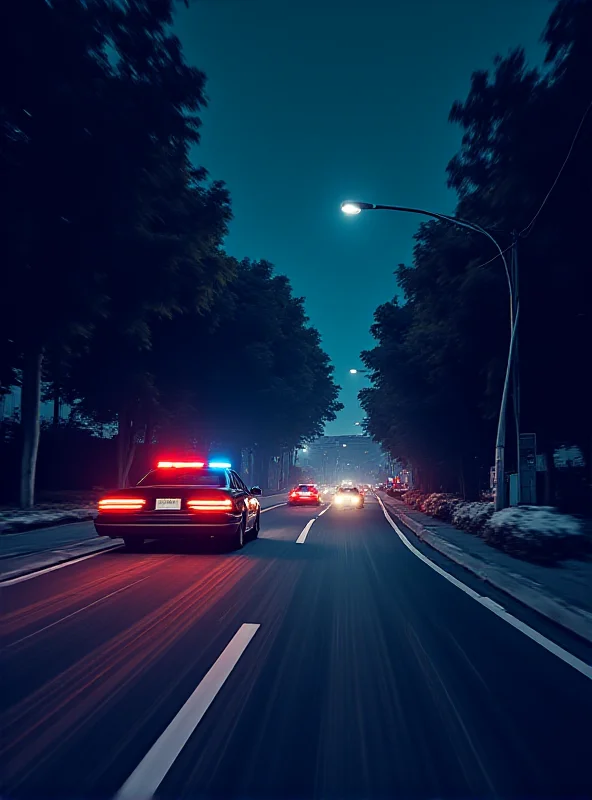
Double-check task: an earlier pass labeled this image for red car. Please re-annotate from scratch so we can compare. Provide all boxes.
[94,460,261,550]
[288,484,321,506]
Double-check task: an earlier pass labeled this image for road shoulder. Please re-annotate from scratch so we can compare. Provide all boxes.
[380,494,592,646]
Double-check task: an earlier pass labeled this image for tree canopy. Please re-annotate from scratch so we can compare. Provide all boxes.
[0,0,341,502]
[361,0,591,499]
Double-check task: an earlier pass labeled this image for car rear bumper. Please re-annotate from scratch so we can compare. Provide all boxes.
[288,499,321,505]
[95,513,241,539]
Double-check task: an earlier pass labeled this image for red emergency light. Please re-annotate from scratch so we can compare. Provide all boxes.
[157,461,205,469]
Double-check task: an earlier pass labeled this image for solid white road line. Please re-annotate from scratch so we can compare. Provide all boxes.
[7,577,148,648]
[115,622,260,800]
[296,519,316,544]
[0,543,122,587]
[260,503,287,513]
[377,497,592,681]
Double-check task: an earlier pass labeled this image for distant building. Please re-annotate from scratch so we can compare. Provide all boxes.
[296,435,385,485]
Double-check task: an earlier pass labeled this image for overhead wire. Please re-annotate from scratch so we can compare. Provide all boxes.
[519,98,592,238]
[471,242,514,272]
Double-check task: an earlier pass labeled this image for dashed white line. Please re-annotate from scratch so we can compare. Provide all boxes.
[317,503,332,517]
[115,622,260,800]
[377,497,592,681]
[296,519,316,544]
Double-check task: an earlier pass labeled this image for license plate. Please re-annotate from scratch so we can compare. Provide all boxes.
[155,498,182,510]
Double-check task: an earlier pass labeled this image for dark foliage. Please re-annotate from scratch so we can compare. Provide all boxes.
[361,0,592,507]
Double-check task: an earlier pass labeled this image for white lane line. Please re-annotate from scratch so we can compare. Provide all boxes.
[115,623,260,800]
[296,519,316,544]
[0,543,122,587]
[6,577,148,649]
[377,497,592,681]
[260,503,287,513]
[317,503,332,517]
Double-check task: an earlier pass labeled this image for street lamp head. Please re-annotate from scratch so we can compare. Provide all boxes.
[341,201,375,215]
[341,202,362,215]
[349,368,358,374]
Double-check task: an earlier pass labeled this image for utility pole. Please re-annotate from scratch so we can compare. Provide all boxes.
[511,232,521,506]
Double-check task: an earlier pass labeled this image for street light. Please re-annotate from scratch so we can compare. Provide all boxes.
[342,200,518,511]
[349,368,368,374]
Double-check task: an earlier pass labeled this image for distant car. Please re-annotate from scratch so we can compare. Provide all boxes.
[288,484,321,506]
[334,486,364,509]
[94,460,261,550]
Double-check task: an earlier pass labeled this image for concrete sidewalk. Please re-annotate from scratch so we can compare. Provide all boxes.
[381,495,592,645]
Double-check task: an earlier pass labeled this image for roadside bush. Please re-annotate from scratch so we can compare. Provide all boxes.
[452,501,494,535]
[403,489,427,509]
[483,506,586,563]
[422,493,461,522]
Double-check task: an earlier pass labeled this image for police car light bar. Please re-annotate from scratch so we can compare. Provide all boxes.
[157,461,205,469]
[209,461,232,469]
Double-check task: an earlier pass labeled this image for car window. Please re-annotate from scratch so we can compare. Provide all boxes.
[338,487,359,493]
[297,484,315,491]
[230,471,247,492]
[138,469,227,487]
[236,473,249,492]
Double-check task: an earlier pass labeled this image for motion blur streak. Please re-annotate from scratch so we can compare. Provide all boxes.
[2,557,176,638]
[2,556,254,787]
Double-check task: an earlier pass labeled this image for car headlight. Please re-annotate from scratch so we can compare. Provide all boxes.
[351,496,360,505]
[335,495,344,504]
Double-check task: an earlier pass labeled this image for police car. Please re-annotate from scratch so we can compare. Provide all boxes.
[94,460,262,550]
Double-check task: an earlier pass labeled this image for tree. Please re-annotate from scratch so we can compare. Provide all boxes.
[361,221,505,496]
[150,259,343,489]
[0,0,231,503]
[447,0,592,476]
[362,0,591,501]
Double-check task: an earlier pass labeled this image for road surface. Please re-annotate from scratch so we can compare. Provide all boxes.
[2,494,591,799]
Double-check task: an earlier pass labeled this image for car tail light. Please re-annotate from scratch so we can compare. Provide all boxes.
[290,491,298,498]
[187,498,234,512]
[99,498,146,511]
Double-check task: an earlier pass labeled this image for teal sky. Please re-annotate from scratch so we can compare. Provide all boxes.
[176,0,550,434]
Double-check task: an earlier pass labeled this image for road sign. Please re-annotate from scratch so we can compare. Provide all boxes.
[519,433,537,505]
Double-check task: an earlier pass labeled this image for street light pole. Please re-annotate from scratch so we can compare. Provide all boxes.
[342,201,518,510]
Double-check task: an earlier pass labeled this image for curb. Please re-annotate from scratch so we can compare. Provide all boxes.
[382,497,592,646]
[0,539,121,584]
[0,512,96,536]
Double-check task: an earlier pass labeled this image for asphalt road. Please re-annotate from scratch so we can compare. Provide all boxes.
[2,494,591,799]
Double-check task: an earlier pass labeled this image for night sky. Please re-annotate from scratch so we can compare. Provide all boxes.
[176,0,549,434]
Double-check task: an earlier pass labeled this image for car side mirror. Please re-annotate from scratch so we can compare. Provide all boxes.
[250,486,262,496]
